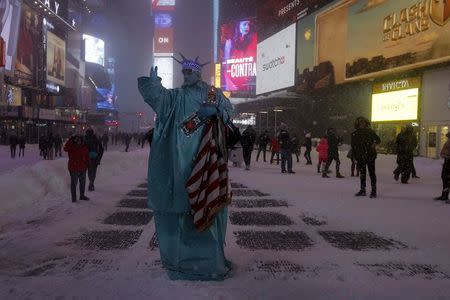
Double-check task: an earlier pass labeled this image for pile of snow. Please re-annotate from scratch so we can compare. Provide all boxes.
[0,149,149,228]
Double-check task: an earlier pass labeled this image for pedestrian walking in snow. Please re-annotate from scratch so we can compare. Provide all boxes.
[270,135,280,165]
[46,133,55,160]
[278,123,295,174]
[85,129,104,191]
[434,132,450,203]
[346,148,359,177]
[102,133,109,152]
[9,133,18,159]
[393,125,417,184]
[64,135,90,202]
[323,127,344,178]
[241,125,256,170]
[316,136,328,173]
[143,128,154,148]
[351,117,381,198]
[54,134,63,157]
[303,132,312,165]
[256,130,270,162]
[290,134,300,163]
[18,133,26,157]
[124,133,131,152]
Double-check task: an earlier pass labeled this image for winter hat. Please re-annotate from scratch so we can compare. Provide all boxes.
[305,132,311,138]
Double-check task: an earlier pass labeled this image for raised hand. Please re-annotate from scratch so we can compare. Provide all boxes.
[150,66,158,79]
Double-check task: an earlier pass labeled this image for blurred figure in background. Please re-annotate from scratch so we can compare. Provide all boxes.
[54,134,63,157]
[18,133,26,158]
[434,132,450,203]
[303,132,312,165]
[256,130,270,162]
[270,135,280,165]
[316,136,328,174]
[9,132,18,159]
[64,135,90,202]
[240,125,256,170]
[85,129,104,191]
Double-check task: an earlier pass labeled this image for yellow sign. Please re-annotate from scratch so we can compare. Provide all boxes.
[371,88,419,122]
[214,63,221,89]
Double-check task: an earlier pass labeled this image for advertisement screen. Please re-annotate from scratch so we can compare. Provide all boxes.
[256,24,296,95]
[371,77,420,122]
[154,56,173,89]
[96,83,116,110]
[219,18,257,96]
[154,28,173,54]
[152,0,175,11]
[83,34,105,66]
[15,4,42,86]
[154,13,173,28]
[372,88,419,122]
[1,0,21,71]
[46,31,66,86]
[346,0,450,80]
[257,0,332,42]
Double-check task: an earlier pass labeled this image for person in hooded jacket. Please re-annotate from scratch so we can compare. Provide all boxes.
[434,132,450,203]
[256,130,270,162]
[316,136,328,174]
[393,125,417,184]
[84,128,104,191]
[240,125,256,170]
[351,117,381,198]
[18,133,26,157]
[278,123,295,174]
[303,132,312,165]
[9,133,18,159]
[64,135,90,202]
[323,127,344,178]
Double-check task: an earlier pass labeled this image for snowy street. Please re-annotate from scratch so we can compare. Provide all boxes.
[1,148,449,299]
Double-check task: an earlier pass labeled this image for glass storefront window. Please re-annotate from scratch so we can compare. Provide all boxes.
[427,126,437,158]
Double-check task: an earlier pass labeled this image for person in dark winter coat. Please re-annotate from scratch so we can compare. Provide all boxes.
[102,133,109,151]
[46,133,55,160]
[434,132,450,203]
[144,128,154,148]
[18,134,26,157]
[240,125,256,170]
[303,132,312,165]
[124,134,132,152]
[323,127,344,178]
[64,135,90,202]
[9,133,18,158]
[54,134,63,157]
[84,129,104,191]
[393,125,417,184]
[351,117,381,198]
[278,123,295,174]
[346,148,359,177]
[290,134,300,163]
[316,136,328,174]
[256,130,270,162]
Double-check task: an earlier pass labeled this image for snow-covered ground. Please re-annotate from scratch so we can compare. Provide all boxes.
[0,147,449,300]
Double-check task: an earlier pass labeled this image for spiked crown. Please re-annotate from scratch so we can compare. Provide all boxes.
[173,53,209,72]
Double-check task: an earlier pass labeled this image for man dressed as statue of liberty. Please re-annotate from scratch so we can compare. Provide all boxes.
[137,54,233,281]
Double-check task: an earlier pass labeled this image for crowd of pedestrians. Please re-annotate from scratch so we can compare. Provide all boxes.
[230,117,449,204]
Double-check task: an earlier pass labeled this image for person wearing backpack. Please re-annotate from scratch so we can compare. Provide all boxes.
[84,128,104,191]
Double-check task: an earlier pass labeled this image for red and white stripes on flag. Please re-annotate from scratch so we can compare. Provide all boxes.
[186,122,231,232]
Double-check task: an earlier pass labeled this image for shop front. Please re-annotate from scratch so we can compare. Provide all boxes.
[371,77,421,154]
[420,67,450,159]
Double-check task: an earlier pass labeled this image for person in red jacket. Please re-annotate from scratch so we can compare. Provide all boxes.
[64,135,90,202]
[316,136,329,174]
[270,136,280,165]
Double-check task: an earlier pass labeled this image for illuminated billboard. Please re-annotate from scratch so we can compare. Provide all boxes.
[257,0,332,42]
[154,56,173,89]
[15,4,42,86]
[219,18,257,96]
[154,28,173,54]
[1,0,21,71]
[46,31,66,86]
[152,0,175,11]
[256,24,296,95]
[154,13,173,28]
[346,0,450,80]
[371,78,420,122]
[83,34,105,66]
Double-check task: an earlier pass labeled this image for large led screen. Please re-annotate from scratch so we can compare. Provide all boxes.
[1,0,21,71]
[219,18,257,96]
[256,24,296,95]
[257,0,332,42]
[346,0,450,80]
[46,31,66,86]
[154,13,172,28]
[83,34,105,66]
[371,88,419,122]
[154,28,173,54]
[154,56,173,89]
[15,3,42,86]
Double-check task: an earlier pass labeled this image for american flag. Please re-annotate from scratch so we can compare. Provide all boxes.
[186,122,231,232]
